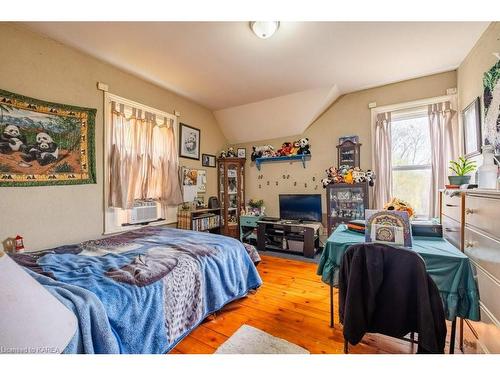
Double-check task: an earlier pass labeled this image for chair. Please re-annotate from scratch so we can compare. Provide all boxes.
[339,243,447,354]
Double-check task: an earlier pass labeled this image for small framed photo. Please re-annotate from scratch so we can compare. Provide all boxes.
[179,123,200,160]
[237,148,246,158]
[202,153,216,168]
[462,97,482,157]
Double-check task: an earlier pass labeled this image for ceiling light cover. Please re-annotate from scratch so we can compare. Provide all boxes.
[250,21,280,39]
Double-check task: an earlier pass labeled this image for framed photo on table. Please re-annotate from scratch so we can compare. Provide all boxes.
[462,97,482,157]
[179,123,200,160]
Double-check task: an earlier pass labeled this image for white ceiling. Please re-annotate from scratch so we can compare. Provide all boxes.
[23,22,489,142]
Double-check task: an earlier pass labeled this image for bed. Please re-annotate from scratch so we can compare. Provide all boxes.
[11,226,262,354]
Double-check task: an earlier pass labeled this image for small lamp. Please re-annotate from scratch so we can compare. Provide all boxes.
[0,251,77,354]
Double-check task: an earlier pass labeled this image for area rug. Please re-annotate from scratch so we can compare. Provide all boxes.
[215,325,310,354]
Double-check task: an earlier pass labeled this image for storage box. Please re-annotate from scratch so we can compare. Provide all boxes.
[287,239,304,252]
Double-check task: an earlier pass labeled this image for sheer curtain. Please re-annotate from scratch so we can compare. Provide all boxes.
[428,101,457,217]
[108,102,182,210]
[373,112,393,208]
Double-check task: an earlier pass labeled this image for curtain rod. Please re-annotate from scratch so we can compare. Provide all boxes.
[105,92,178,122]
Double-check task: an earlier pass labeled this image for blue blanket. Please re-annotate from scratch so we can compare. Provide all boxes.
[15,227,262,354]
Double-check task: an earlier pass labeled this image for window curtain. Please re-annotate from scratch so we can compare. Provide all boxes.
[373,112,393,208]
[108,102,183,209]
[428,101,457,217]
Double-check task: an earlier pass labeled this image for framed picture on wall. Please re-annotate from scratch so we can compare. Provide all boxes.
[179,123,200,160]
[202,153,216,168]
[237,148,246,158]
[462,97,482,157]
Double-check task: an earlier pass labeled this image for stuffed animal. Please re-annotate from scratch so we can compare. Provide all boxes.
[290,141,300,155]
[251,145,275,160]
[297,137,311,155]
[277,142,293,156]
[227,147,236,157]
[365,170,376,186]
[352,167,367,183]
[344,169,354,184]
[219,150,227,158]
[384,197,415,219]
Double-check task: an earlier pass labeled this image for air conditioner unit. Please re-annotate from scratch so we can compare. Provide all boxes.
[129,200,160,224]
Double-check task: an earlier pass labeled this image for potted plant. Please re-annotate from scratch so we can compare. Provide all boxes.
[448,156,476,185]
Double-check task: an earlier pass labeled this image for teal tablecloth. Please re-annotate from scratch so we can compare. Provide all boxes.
[317,225,480,321]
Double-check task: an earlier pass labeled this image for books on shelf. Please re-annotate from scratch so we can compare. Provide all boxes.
[192,214,220,231]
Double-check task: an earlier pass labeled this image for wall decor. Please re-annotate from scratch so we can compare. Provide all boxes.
[237,148,246,158]
[462,97,482,157]
[202,153,216,168]
[0,89,96,186]
[483,60,500,154]
[181,167,206,193]
[179,123,200,160]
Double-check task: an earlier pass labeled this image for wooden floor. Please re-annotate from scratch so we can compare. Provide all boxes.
[170,254,461,354]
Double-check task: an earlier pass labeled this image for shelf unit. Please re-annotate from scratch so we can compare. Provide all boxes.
[177,208,221,233]
[255,154,311,170]
[326,182,369,235]
[218,157,246,238]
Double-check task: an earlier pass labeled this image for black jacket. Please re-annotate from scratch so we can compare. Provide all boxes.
[339,243,447,354]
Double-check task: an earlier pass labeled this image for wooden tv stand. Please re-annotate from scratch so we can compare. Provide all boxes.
[256,219,321,258]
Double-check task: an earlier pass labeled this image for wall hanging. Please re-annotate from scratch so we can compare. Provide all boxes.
[483,60,500,154]
[0,89,96,186]
[179,122,200,160]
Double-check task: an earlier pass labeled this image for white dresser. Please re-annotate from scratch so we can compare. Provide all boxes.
[441,189,500,353]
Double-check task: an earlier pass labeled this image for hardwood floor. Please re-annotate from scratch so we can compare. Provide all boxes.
[171,254,461,354]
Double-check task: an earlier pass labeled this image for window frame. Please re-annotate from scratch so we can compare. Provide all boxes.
[102,91,179,235]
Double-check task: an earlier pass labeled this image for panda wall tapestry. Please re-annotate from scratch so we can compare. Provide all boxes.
[483,60,500,154]
[0,89,96,186]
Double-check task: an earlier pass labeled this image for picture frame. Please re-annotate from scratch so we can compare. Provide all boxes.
[462,97,482,157]
[179,123,200,160]
[237,148,246,158]
[202,153,216,168]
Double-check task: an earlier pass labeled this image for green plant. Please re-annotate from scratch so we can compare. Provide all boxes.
[449,156,476,176]
[53,162,74,173]
[248,199,264,208]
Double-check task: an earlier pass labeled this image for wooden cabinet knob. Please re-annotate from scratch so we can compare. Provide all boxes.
[465,208,475,215]
[465,240,475,248]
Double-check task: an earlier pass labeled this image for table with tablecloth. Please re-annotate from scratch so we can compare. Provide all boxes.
[317,224,480,353]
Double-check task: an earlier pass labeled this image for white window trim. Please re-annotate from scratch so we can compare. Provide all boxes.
[102,91,179,235]
[370,93,458,172]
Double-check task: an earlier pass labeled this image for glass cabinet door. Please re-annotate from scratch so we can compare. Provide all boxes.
[227,164,239,226]
[329,186,365,221]
[219,163,225,226]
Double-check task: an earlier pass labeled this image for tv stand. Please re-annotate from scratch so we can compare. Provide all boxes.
[256,219,321,258]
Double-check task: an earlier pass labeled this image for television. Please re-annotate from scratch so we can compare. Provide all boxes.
[279,194,322,222]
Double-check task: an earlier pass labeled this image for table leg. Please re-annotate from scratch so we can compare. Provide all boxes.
[330,273,334,328]
[459,318,464,353]
[449,318,456,354]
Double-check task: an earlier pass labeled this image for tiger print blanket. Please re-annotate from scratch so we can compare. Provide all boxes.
[12,227,262,353]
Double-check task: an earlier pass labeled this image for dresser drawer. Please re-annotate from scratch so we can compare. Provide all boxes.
[441,215,462,250]
[240,216,261,227]
[464,227,500,282]
[465,304,500,353]
[465,194,500,241]
[442,193,463,223]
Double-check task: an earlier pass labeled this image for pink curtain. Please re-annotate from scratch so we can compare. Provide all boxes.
[428,101,457,217]
[373,112,393,208]
[108,102,182,209]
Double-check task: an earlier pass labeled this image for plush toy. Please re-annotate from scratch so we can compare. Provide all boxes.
[297,137,311,155]
[290,141,300,155]
[251,146,261,161]
[384,197,415,219]
[365,170,376,186]
[227,147,236,157]
[220,150,227,158]
[277,142,293,156]
[352,167,367,183]
[344,169,354,184]
[251,145,275,160]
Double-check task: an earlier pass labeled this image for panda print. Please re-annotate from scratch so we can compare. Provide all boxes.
[21,132,59,166]
[0,124,27,154]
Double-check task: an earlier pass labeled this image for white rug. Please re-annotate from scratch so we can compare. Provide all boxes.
[215,325,310,354]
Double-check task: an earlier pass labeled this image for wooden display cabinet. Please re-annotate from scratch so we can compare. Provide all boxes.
[217,157,245,238]
[326,182,369,235]
[336,140,361,168]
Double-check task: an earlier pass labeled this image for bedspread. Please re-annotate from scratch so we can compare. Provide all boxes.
[12,227,262,354]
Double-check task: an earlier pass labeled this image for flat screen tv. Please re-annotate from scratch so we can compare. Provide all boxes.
[279,194,322,222]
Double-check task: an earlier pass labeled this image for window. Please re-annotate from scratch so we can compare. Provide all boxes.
[103,93,182,234]
[391,108,432,219]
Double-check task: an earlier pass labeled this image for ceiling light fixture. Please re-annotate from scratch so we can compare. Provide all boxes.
[249,21,280,39]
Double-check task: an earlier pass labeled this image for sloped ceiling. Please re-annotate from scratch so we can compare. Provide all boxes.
[22,22,490,143]
[214,86,340,143]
